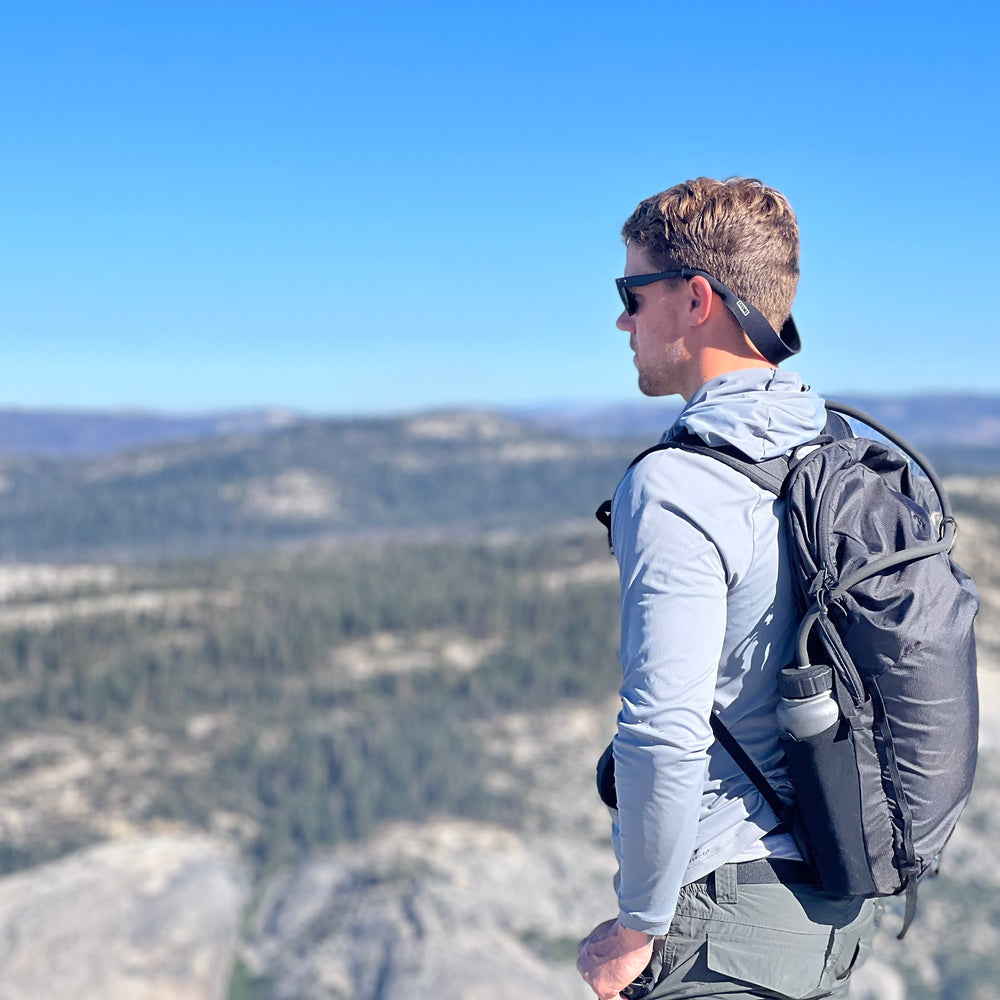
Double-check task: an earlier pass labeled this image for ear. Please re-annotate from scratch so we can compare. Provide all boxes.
[685,275,714,327]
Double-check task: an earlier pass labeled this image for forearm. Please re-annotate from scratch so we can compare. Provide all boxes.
[614,738,706,933]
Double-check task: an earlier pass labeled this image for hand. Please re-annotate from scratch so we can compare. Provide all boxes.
[577,917,654,999]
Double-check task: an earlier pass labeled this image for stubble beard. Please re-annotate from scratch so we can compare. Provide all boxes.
[636,343,685,398]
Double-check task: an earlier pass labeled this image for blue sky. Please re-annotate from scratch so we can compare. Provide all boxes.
[2,0,997,415]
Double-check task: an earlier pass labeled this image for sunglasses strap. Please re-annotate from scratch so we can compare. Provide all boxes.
[680,267,801,365]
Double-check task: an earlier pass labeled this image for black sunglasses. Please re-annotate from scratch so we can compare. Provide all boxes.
[614,266,801,366]
[615,270,689,316]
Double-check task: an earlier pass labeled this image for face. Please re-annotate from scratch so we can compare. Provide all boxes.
[616,244,692,398]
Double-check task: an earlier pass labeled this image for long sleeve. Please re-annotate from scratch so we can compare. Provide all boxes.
[611,454,728,935]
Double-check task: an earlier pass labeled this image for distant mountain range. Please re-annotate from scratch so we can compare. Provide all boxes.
[0,398,996,562]
[0,408,301,457]
[0,411,641,559]
[0,393,998,458]
[511,393,1000,447]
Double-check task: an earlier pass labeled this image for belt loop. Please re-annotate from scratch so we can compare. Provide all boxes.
[713,863,739,904]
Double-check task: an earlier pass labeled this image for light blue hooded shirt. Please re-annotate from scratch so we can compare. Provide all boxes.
[610,368,827,935]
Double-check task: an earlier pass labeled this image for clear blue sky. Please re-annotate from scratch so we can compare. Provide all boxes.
[3,0,997,415]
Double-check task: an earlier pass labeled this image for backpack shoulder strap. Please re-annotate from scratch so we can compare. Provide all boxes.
[657,430,790,495]
[710,713,790,822]
[647,405,854,496]
[593,418,833,544]
[593,435,787,540]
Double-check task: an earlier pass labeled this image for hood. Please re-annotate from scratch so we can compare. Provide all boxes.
[668,369,826,461]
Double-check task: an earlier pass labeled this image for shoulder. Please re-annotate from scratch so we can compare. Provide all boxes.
[616,443,765,515]
[612,445,770,583]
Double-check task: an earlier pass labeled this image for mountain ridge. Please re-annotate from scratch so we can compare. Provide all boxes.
[508,392,1000,445]
[0,407,301,457]
[1,392,998,457]
[0,400,997,561]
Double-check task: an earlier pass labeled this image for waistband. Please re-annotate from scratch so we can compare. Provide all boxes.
[687,858,815,889]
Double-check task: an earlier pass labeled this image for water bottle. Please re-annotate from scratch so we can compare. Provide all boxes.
[776,664,840,739]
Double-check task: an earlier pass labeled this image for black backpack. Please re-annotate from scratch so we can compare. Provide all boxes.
[596,401,979,937]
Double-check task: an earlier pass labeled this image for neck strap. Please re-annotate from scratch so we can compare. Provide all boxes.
[679,267,801,365]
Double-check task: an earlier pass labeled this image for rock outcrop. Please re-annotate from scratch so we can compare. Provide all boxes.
[0,835,248,1000]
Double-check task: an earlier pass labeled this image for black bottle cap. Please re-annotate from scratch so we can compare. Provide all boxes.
[779,664,833,699]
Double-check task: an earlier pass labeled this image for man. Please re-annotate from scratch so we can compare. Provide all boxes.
[577,178,876,999]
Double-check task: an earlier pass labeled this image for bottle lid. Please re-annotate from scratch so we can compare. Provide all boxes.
[779,664,833,698]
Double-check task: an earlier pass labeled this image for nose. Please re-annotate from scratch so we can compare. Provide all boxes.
[616,310,634,332]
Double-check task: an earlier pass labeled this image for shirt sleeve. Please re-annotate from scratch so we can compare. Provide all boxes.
[611,454,728,935]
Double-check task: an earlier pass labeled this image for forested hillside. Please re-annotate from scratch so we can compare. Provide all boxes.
[0,528,622,875]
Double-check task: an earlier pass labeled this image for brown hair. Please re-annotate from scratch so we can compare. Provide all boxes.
[621,177,800,332]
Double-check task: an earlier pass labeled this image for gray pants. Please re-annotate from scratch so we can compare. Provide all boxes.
[642,866,876,999]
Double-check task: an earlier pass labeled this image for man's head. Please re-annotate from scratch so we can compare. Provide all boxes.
[616,177,801,400]
[620,177,799,334]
